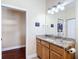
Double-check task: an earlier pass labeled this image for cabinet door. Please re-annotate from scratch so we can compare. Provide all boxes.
[65,51,75,59]
[37,43,42,58]
[42,46,49,59]
[50,50,62,59]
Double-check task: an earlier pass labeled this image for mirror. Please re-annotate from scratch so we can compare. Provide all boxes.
[45,0,76,39]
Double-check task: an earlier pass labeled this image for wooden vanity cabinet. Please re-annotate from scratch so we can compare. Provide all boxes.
[50,44,64,59]
[50,50,62,59]
[41,41,49,59]
[36,38,42,58]
[65,51,75,59]
[41,45,49,59]
[50,43,75,59]
[36,38,75,59]
[36,38,49,59]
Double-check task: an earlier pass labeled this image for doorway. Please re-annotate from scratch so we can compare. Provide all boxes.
[2,5,26,59]
[66,18,76,39]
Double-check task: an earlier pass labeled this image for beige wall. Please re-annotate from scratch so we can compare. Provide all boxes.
[2,7,26,50]
[2,0,46,58]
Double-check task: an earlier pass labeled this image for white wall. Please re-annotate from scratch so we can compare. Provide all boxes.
[1,0,46,58]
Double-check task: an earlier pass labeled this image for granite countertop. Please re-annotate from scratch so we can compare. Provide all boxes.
[36,35,75,49]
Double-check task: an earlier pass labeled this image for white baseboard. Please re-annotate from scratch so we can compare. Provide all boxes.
[27,53,37,59]
[2,45,26,51]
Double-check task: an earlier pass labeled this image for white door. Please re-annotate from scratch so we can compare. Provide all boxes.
[67,18,76,39]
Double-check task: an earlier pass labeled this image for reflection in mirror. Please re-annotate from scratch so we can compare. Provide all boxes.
[45,0,76,39]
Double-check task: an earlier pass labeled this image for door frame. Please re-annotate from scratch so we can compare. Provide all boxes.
[1,3,28,59]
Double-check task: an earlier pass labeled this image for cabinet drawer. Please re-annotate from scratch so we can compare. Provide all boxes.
[50,50,62,59]
[50,44,64,55]
[41,40,49,48]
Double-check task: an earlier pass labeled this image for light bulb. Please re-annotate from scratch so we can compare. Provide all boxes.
[60,5,65,11]
[48,10,51,14]
[51,7,55,11]
[48,10,54,14]
[54,8,59,13]
[57,4,61,9]
[57,4,65,11]
[51,11,54,14]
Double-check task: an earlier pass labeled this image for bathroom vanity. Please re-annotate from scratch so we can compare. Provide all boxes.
[36,35,75,59]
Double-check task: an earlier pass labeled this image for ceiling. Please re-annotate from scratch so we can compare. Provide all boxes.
[47,0,76,9]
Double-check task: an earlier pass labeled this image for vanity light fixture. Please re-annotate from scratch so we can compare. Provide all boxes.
[60,5,65,11]
[51,6,56,11]
[52,6,59,13]
[51,11,54,14]
[54,8,59,13]
[57,4,61,9]
[48,2,65,14]
[57,2,65,11]
[48,10,51,14]
[48,8,54,14]
[47,0,74,15]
